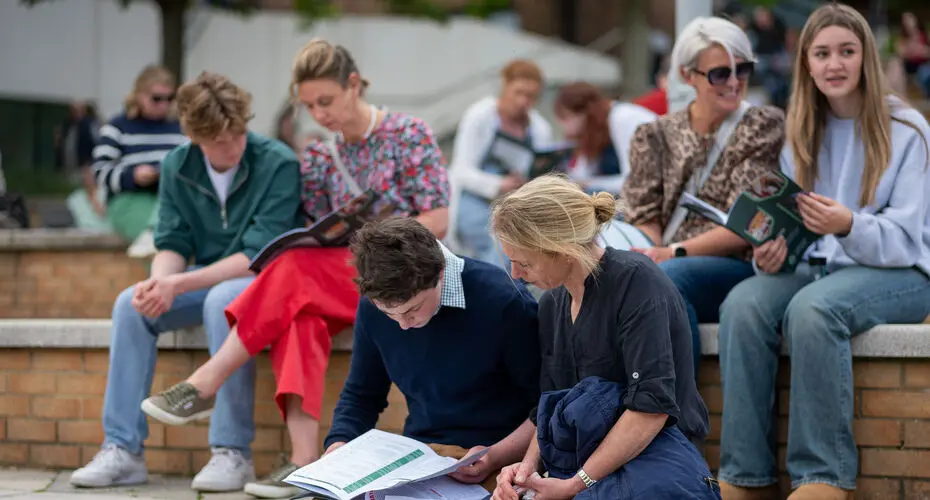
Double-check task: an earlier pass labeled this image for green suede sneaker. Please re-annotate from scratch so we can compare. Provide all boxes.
[244,461,301,498]
[141,381,214,425]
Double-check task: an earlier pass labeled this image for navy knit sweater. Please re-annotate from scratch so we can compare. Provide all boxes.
[325,258,541,449]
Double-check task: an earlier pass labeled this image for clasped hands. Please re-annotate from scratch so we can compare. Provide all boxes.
[131,275,181,318]
[492,460,584,500]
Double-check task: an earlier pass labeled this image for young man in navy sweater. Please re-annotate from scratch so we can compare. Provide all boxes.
[324,218,540,491]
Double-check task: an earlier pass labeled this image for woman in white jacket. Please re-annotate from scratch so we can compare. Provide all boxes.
[449,60,553,266]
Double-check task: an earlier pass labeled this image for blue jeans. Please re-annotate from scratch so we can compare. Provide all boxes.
[717,265,930,490]
[102,275,256,456]
[456,191,508,269]
[658,257,755,378]
[916,63,930,98]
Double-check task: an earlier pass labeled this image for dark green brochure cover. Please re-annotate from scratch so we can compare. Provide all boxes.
[679,171,819,272]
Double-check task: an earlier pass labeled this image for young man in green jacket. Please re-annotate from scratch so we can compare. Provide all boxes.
[70,72,303,492]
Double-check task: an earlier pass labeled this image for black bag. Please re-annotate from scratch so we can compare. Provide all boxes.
[0,193,30,229]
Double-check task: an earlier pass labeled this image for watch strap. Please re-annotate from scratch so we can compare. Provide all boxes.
[577,469,596,488]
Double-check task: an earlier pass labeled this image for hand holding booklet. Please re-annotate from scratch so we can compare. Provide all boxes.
[679,171,819,272]
[487,131,574,179]
[249,189,395,273]
[285,430,491,500]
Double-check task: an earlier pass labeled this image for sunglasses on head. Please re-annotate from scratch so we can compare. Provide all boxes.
[692,61,755,86]
[150,93,175,103]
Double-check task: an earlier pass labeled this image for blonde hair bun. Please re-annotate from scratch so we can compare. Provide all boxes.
[591,191,618,224]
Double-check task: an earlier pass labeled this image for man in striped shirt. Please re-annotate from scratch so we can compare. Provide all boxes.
[91,65,187,246]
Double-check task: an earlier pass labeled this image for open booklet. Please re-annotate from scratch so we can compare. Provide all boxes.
[248,189,395,273]
[678,170,819,272]
[284,429,490,500]
[487,131,574,180]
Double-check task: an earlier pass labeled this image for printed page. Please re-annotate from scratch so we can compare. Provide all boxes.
[679,192,729,226]
[489,135,534,175]
[284,430,455,500]
[377,476,490,500]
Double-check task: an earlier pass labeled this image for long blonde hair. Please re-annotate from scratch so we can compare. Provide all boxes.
[124,65,176,119]
[491,175,621,276]
[787,3,922,207]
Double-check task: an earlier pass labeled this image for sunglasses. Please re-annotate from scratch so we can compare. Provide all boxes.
[691,61,755,86]
[150,93,175,103]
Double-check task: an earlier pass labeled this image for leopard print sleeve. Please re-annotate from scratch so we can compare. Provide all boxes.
[622,120,667,226]
[724,106,786,209]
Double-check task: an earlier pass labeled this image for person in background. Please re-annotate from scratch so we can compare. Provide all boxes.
[448,59,552,266]
[622,16,784,378]
[141,38,450,499]
[70,72,303,493]
[321,217,540,494]
[274,102,299,152]
[489,176,713,500]
[554,82,656,195]
[749,6,791,109]
[60,100,111,231]
[634,55,671,116]
[92,65,187,252]
[717,5,930,500]
[886,12,930,98]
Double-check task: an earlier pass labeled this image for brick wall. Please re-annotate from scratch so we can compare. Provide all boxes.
[2,348,930,497]
[699,358,930,499]
[0,250,146,319]
[0,349,405,477]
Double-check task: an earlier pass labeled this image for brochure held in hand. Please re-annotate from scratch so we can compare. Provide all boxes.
[284,429,491,500]
[678,171,819,272]
[248,189,394,273]
[487,131,574,179]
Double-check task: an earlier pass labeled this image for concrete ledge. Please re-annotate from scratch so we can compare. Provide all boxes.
[698,323,930,358]
[0,319,355,352]
[0,229,127,251]
[0,320,927,358]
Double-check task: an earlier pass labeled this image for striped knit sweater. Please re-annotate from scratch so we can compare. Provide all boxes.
[91,113,187,198]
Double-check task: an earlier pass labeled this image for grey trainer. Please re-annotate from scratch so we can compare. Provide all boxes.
[244,461,301,498]
[141,381,214,425]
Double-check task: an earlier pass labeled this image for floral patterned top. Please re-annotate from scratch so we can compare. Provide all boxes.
[300,111,450,221]
[622,105,785,258]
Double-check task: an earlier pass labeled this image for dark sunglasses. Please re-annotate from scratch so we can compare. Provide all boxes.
[150,93,175,103]
[692,61,755,86]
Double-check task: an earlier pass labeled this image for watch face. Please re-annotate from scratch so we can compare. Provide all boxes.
[674,246,687,257]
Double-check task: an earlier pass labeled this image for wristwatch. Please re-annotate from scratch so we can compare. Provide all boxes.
[577,469,597,489]
[670,243,688,258]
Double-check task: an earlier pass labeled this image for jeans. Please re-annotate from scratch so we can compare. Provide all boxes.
[101,274,257,456]
[916,63,930,98]
[717,265,930,490]
[658,256,755,378]
[456,191,507,269]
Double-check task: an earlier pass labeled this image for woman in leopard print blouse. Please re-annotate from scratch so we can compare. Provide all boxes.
[620,16,785,378]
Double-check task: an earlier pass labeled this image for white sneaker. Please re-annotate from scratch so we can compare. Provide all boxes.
[127,229,156,259]
[69,444,148,488]
[191,448,256,492]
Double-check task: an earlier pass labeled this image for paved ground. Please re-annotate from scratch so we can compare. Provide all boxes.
[0,468,255,500]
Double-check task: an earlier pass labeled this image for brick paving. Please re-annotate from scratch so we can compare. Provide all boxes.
[0,468,253,500]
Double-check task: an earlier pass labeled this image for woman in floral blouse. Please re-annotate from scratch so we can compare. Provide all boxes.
[621,17,784,381]
[142,38,450,498]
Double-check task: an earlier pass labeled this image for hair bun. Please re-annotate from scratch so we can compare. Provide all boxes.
[591,192,618,224]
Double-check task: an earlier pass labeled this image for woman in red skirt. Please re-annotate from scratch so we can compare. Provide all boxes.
[141,38,450,498]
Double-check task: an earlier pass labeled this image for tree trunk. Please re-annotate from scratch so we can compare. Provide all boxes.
[157,0,187,82]
[619,0,651,98]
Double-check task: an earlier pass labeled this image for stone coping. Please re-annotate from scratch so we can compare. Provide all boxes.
[0,319,928,358]
[0,228,127,251]
[0,319,355,352]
